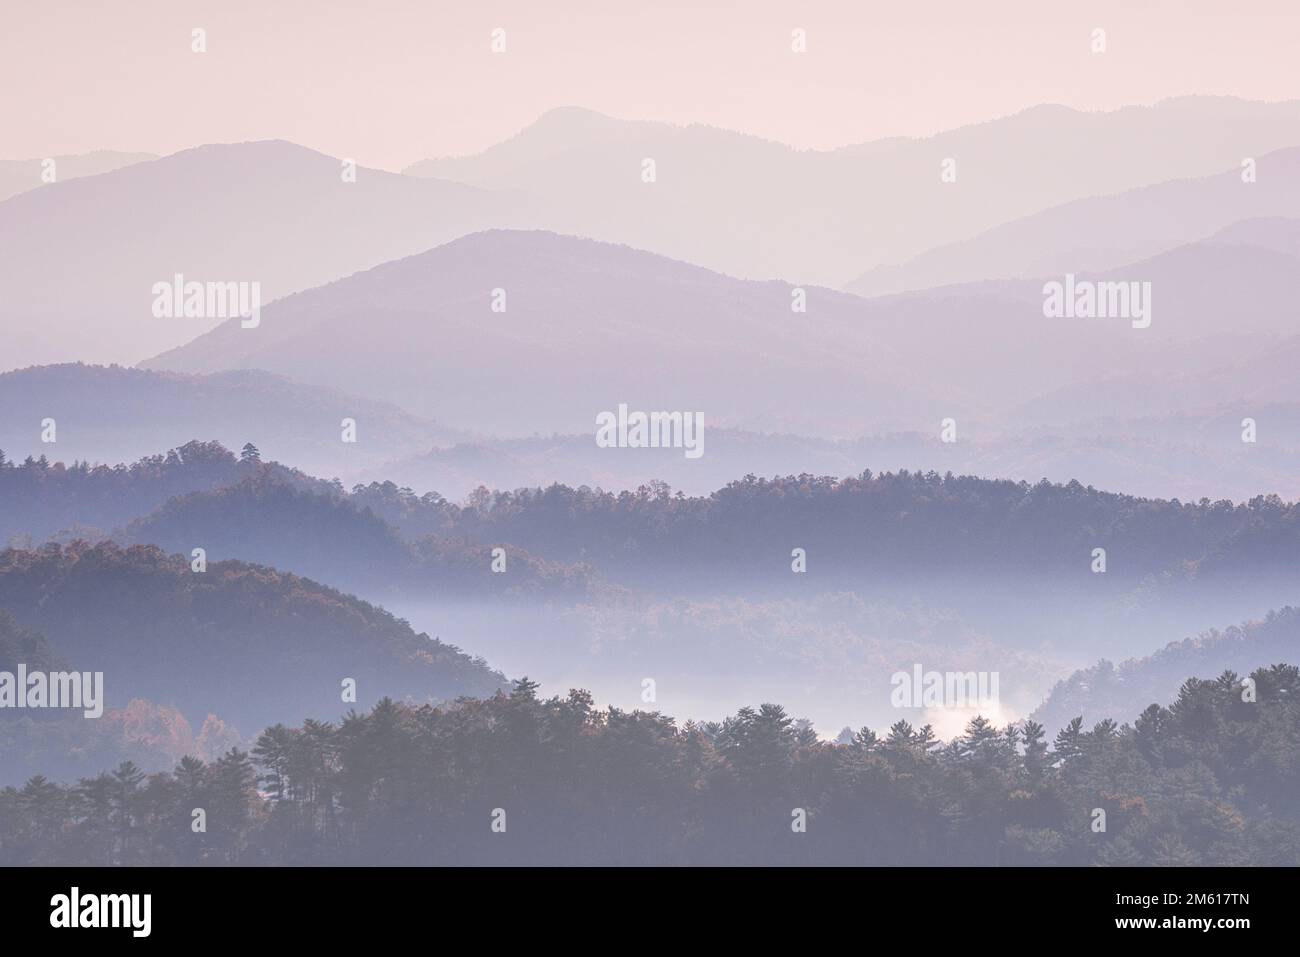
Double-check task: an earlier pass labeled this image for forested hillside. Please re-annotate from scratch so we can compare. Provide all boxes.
[0,440,331,544]
[2,664,1296,866]
[7,446,1296,720]
[0,542,507,736]
[0,609,246,784]
[8,446,1295,601]
[1035,606,1300,731]
[354,472,1297,589]
[119,478,602,601]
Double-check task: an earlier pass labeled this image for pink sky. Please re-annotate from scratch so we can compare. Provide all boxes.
[4,0,1299,169]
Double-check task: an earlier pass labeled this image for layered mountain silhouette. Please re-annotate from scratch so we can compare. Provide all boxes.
[848,149,1300,296]
[144,225,1300,439]
[358,417,1300,504]
[5,95,1300,757]
[145,229,938,436]
[406,98,1300,287]
[0,150,154,202]
[0,141,515,368]
[0,363,467,480]
[10,96,1300,374]
[11,97,1300,373]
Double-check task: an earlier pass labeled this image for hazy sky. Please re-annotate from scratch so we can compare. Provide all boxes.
[4,0,1299,169]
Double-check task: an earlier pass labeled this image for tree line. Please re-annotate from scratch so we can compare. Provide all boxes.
[3,664,1296,866]
[7,443,1296,598]
[350,471,1298,590]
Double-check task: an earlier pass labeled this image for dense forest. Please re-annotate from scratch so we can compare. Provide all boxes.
[2,664,1296,866]
[6,444,1297,601]
[351,471,1299,593]
[119,477,602,600]
[0,439,333,544]
[6,443,1297,575]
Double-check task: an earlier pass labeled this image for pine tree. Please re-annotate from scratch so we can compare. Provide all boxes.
[511,676,541,701]
[1020,720,1048,781]
[886,719,915,750]
[1053,717,1085,766]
